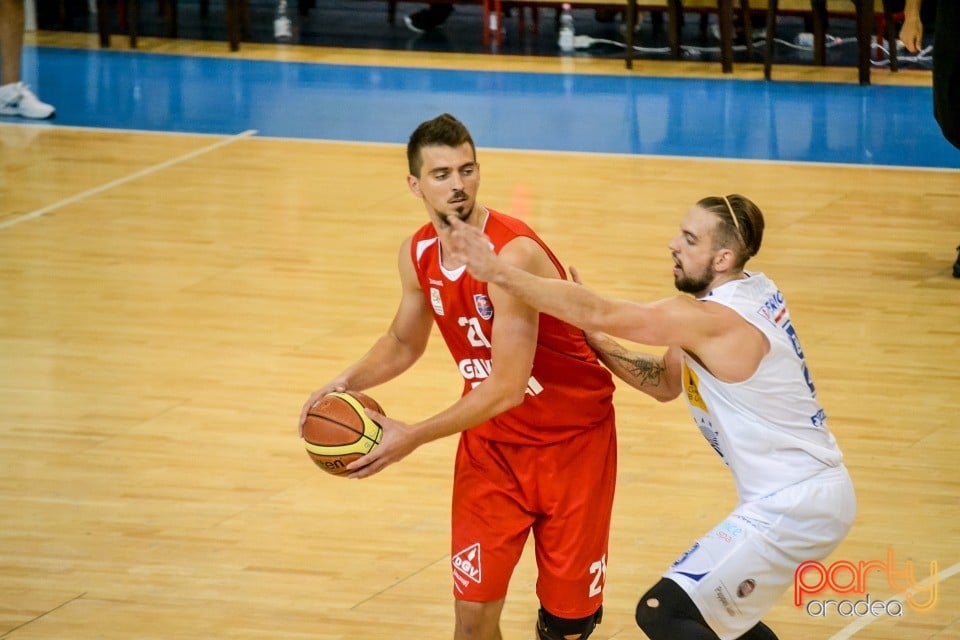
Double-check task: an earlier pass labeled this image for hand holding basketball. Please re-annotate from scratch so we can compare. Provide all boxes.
[301,390,385,476]
[343,411,418,479]
[298,382,346,436]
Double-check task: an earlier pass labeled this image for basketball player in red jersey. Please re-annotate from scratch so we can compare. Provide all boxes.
[299,113,617,640]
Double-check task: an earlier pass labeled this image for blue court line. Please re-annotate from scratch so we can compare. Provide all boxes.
[13,45,960,169]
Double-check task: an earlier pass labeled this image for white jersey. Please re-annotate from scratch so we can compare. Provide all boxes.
[681,273,843,504]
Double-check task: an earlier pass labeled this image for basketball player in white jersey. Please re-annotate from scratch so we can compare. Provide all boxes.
[446,194,856,640]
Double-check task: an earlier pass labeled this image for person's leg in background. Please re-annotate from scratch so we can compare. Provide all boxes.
[0,0,55,119]
[929,0,960,276]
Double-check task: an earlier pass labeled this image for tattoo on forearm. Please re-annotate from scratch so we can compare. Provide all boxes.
[608,349,664,387]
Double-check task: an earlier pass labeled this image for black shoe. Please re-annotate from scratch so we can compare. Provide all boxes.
[404,5,453,32]
[953,245,960,278]
[403,14,426,33]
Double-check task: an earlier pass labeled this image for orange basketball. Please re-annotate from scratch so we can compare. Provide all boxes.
[302,391,384,476]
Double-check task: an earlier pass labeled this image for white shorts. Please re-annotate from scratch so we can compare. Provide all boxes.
[664,465,856,640]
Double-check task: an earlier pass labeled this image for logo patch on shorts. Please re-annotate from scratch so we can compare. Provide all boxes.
[737,579,756,598]
[452,542,483,585]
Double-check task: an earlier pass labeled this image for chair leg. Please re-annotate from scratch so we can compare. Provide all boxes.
[161,0,177,37]
[387,0,396,24]
[625,0,636,69]
[668,0,681,59]
[855,0,872,84]
[764,0,777,80]
[241,0,251,39]
[740,0,753,56]
[226,0,240,50]
[128,0,138,47]
[886,6,898,71]
[811,0,826,65]
[718,0,734,73]
[96,0,110,46]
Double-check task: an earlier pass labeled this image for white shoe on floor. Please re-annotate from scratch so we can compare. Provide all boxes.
[0,82,56,120]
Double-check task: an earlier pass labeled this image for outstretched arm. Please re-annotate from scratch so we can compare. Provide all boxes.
[565,266,683,401]
[447,216,704,348]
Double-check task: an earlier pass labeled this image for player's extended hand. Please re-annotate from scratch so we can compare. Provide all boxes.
[345,409,417,479]
[298,382,347,437]
[899,15,923,53]
[446,216,499,282]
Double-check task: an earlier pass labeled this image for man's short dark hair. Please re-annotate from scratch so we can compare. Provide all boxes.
[407,113,476,177]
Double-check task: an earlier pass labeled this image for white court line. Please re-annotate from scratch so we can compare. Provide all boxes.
[828,560,960,640]
[0,128,258,231]
[4,122,956,174]
[251,133,960,174]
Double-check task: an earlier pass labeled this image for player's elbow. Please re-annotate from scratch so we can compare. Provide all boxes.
[651,380,683,403]
[500,385,528,410]
[651,388,681,403]
[487,378,529,412]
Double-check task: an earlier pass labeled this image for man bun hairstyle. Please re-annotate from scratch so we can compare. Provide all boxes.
[697,193,765,268]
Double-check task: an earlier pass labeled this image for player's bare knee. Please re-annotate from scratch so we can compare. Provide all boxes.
[536,606,602,640]
[455,618,495,639]
[455,600,502,639]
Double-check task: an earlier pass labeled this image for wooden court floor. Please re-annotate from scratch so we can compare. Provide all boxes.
[1,37,959,640]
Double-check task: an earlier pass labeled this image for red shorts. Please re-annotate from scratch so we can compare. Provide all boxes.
[450,417,617,618]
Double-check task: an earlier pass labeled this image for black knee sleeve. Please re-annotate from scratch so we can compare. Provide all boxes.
[536,605,602,640]
[635,578,719,640]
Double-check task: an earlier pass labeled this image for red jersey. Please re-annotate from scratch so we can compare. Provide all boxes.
[410,209,615,445]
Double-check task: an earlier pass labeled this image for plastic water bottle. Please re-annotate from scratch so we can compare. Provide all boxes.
[558,3,575,53]
[274,0,293,42]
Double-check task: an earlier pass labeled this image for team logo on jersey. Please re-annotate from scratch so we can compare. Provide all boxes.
[452,543,482,585]
[682,364,708,412]
[473,294,493,320]
[430,287,444,316]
